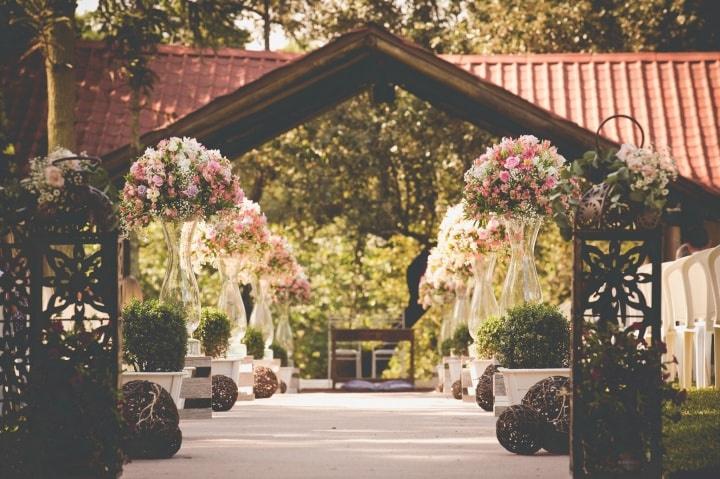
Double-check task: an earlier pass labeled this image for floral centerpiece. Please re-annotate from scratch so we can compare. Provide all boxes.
[572,141,677,228]
[120,137,245,350]
[463,135,577,311]
[272,265,311,361]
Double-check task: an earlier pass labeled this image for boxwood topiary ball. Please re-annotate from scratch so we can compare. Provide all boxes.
[212,374,238,412]
[521,376,570,454]
[254,366,278,399]
[121,380,182,459]
[452,379,463,400]
[475,364,498,411]
[496,405,542,455]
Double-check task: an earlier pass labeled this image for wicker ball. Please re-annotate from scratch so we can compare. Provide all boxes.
[121,380,182,459]
[253,366,278,399]
[475,364,498,411]
[451,379,463,400]
[212,374,238,412]
[521,376,570,454]
[279,380,287,394]
[496,405,543,455]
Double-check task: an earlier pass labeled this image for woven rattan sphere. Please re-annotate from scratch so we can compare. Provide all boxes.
[212,374,238,412]
[496,405,542,455]
[254,366,279,399]
[522,376,570,454]
[452,379,463,400]
[475,364,498,411]
[121,380,182,459]
[279,380,287,394]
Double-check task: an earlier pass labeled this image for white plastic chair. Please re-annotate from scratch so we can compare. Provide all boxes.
[706,245,720,388]
[684,248,718,387]
[662,255,695,389]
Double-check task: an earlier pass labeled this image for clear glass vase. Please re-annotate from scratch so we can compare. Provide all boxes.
[468,253,499,353]
[274,304,294,364]
[218,256,248,357]
[498,216,543,313]
[249,278,274,349]
[160,220,201,354]
[439,302,455,345]
[451,281,472,329]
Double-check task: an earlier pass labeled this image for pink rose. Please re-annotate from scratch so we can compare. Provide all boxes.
[504,156,520,169]
[545,176,557,189]
[152,175,164,187]
[44,166,65,188]
[499,171,510,183]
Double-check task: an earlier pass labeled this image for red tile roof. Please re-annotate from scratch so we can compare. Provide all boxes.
[8,42,720,194]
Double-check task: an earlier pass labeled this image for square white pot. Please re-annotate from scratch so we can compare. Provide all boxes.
[277,366,294,392]
[494,368,570,416]
[211,358,245,385]
[121,371,185,409]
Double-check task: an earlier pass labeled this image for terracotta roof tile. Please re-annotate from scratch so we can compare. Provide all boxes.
[7,43,720,194]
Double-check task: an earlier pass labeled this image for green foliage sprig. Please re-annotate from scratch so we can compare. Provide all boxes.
[475,303,569,369]
[194,308,232,358]
[244,327,265,359]
[122,299,187,372]
[579,321,685,475]
[270,342,289,367]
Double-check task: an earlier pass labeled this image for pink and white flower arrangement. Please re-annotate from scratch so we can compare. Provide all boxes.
[615,143,677,211]
[463,135,573,220]
[120,137,244,230]
[272,267,311,306]
[419,204,504,308]
[256,233,297,282]
[193,198,271,269]
[23,147,95,213]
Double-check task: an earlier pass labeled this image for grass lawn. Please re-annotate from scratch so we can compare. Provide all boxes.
[663,388,720,478]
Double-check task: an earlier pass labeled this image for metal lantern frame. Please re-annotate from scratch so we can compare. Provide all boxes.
[570,116,663,478]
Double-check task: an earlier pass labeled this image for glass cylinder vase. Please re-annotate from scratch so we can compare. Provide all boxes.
[439,302,455,345]
[468,253,499,353]
[218,256,248,357]
[160,220,201,355]
[498,216,543,313]
[451,281,472,329]
[274,304,294,364]
[249,278,274,349]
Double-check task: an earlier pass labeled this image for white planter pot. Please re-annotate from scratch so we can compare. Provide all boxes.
[469,359,495,390]
[494,368,570,416]
[442,357,462,399]
[121,371,185,409]
[278,366,293,392]
[211,358,245,385]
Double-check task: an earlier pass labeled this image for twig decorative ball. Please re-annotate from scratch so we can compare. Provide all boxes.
[496,405,543,455]
[279,380,287,394]
[254,366,279,399]
[121,380,182,459]
[521,376,570,454]
[475,364,498,411]
[451,379,463,400]
[212,374,238,412]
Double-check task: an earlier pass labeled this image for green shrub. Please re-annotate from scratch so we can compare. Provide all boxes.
[664,388,720,477]
[193,308,232,358]
[244,327,265,359]
[451,324,471,356]
[475,303,569,368]
[270,342,289,366]
[122,299,187,371]
[440,338,453,357]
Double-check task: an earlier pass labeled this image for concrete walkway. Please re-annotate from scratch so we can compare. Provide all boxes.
[123,392,567,478]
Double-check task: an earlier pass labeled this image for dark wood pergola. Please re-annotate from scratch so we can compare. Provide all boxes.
[100,24,720,214]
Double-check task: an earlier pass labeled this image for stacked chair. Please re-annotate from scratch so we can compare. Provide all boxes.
[659,244,720,389]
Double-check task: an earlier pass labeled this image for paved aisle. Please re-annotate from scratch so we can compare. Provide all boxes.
[123,392,567,479]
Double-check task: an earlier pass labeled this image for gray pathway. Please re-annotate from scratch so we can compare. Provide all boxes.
[123,392,567,478]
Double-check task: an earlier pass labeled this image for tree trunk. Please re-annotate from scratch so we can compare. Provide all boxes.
[263,0,271,51]
[43,1,76,152]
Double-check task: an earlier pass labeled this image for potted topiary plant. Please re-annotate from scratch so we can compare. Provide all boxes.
[476,303,570,414]
[244,327,265,360]
[121,299,188,406]
[197,308,245,387]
